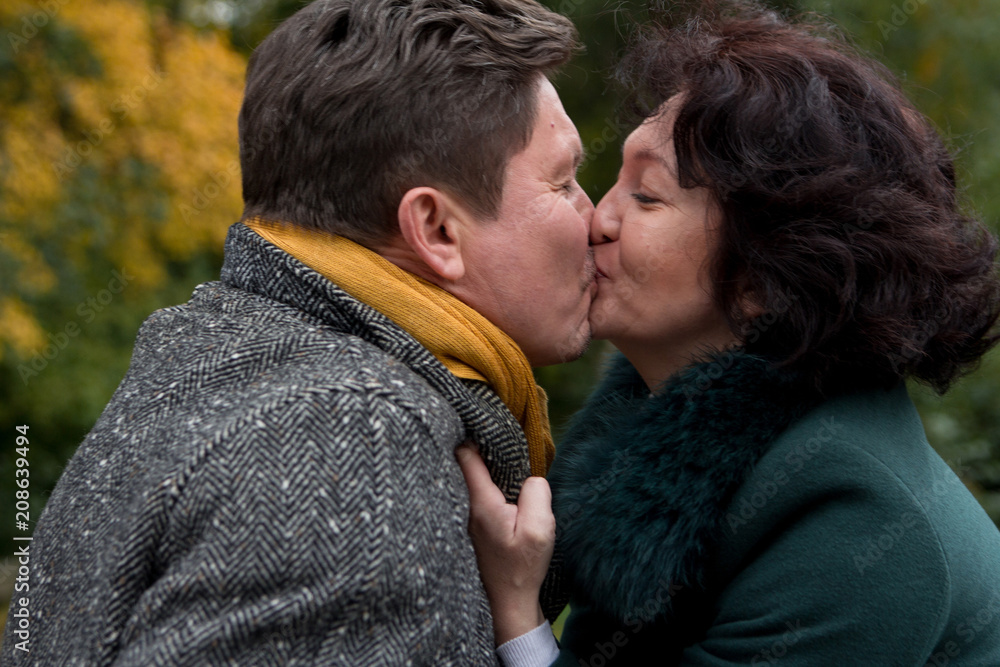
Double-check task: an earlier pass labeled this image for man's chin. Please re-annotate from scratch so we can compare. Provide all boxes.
[559,329,592,365]
[567,333,592,363]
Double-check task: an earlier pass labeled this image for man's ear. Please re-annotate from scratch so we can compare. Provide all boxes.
[397,187,470,282]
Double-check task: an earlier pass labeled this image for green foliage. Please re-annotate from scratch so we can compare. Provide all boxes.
[0,0,243,560]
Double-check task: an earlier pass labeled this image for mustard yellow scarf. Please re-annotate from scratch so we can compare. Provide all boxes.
[244,218,555,476]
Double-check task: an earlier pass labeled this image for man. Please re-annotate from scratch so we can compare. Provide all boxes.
[1,0,593,663]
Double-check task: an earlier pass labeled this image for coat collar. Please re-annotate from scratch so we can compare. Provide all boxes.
[218,222,533,499]
[549,351,823,621]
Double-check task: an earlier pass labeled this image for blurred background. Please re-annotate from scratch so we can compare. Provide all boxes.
[2,0,999,631]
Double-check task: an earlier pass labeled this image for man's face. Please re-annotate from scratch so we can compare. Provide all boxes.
[458,77,596,367]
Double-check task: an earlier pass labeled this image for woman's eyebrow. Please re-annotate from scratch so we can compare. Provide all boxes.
[632,147,672,171]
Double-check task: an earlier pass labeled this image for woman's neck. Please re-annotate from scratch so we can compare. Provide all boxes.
[613,334,740,392]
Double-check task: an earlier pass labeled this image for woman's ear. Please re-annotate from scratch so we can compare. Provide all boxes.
[739,289,765,321]
[733,280,766,342]
[397,187,469,282]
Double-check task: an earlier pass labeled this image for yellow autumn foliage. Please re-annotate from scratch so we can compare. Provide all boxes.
[0,0,246,361]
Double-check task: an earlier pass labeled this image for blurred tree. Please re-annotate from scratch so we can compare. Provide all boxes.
[0,0,245,559]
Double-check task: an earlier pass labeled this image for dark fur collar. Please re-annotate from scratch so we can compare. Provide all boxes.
[549,350,822,621]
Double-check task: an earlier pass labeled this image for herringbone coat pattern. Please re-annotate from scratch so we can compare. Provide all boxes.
[2,223,566,665]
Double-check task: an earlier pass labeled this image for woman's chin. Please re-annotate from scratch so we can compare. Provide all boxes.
[586,312,613,341]
[587,299,633,344]
[586,321,623,347]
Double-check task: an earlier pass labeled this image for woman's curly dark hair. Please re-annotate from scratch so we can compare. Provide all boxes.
[619,0,1000,394]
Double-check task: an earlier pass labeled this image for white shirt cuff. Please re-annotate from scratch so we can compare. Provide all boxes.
[496,620,559,667]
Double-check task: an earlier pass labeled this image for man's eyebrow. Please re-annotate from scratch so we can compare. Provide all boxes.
[554,142,584,179]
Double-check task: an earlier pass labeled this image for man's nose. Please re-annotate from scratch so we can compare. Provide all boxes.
[575,187,595,224]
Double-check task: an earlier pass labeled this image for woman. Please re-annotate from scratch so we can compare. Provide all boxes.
[457,2,1000,665]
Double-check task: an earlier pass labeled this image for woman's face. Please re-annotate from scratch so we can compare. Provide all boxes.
[589,101,737,378]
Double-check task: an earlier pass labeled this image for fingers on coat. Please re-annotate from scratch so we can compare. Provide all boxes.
[456,445,507,510]
[517,476,556,547]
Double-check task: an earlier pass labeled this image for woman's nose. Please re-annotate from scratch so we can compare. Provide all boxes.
[590,189,621,245]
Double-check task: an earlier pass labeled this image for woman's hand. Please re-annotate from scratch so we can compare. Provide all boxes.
[456,444,556,646]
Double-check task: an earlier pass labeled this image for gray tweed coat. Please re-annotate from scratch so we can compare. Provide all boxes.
[1,222,565,665]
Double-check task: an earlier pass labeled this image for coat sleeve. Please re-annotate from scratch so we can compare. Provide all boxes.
[110,386,497,665]
[678,444,952,666]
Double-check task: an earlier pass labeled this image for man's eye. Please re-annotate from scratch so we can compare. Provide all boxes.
[561,181,575,193]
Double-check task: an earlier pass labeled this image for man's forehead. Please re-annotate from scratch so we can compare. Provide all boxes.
[527,84,583,164]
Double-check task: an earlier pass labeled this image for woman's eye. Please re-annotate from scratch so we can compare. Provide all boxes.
[631,193,658,205]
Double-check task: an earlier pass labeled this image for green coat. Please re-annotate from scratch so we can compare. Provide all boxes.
[548,353,1000,665]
